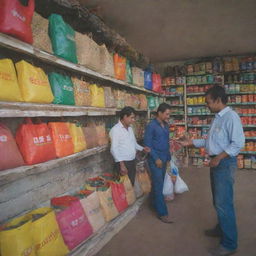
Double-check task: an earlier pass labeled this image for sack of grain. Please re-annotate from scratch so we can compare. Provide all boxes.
[132,67,144,87]
[100,44,115,77]
[76,32,101,72]
[32,12,52,53]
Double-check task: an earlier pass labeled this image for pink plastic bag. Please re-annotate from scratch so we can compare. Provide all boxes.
[56,201,93,250]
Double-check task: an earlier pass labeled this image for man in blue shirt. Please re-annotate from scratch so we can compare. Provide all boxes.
[179,85,245,256]
[144,103,173,223]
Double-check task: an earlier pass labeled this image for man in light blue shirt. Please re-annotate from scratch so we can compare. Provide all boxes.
[179,85,244,256]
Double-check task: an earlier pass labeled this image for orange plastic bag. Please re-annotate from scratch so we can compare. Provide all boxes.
[48,122,74,158]
[16,118,56,165]
[113,53,126,80]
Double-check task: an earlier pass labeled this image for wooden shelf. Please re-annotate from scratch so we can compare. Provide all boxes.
[0,102,118,117]
[0,33,161,97]
[0,145,108,186]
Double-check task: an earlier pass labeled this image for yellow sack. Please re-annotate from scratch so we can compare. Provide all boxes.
[0,58,23,102]
[29,207,69,256]
[137,171,152,194]
[97,188,119,222]
[0,215,35,256]
[80,191,106,232]
[15,60,54,103]
[121,175,136,205]
[90,84,105,108]
[68,123,87,153]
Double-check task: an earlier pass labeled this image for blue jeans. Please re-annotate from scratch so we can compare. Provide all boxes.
[148,158,168,217]
[210,157,238,250]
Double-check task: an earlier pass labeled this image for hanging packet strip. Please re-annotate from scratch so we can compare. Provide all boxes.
[0,123,24,171]
[15,60,54,103]
[16,118,56,165]
[48,122,74,158]
[48,72,75,105]
[0,0,34,44]
[68,123,86,153]
[48,14,78,63]
[0,59,23,102]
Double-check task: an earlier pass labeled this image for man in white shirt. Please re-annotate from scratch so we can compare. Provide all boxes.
[109,107,150,185]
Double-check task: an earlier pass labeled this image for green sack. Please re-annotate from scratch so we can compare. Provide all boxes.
[126,60,133,84]
[48,72,75,105]
[147,96,156,110]
[48,14,78,63]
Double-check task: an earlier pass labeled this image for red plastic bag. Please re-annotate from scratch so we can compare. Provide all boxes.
[110,182,128,213]
[56,200,93,250]
[16,118,56,165]
[152,73,162,92]
[48,122,74,158]
[0,0,34,44]
[0,123,24,171]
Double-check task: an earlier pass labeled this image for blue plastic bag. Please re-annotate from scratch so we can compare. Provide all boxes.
[144,71,152,90]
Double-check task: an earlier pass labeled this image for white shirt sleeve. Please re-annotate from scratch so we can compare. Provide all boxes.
[110,128,123,162]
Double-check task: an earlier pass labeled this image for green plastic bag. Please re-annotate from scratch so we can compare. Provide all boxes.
[48,72,75,105]
[147,96,156,110]
[126,60,133,84]
[48,14,78,63]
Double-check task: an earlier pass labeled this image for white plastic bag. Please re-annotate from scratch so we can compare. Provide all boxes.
[174,175,189,194]
[163,172,174,196]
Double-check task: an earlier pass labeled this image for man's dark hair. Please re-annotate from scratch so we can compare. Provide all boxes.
[206,85,228,104]
[119,106,136,120]
[157,103,171,113]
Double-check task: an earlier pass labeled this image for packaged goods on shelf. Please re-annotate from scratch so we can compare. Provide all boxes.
[72,77,91,106]
[99,44,115,77]
[48,72,75,105]
[0,0,34,44]
[113,53,126,81]
[104,87,116,108]
[82,123,99,149]
[144,71,152,90]
[187,106,211,115]
[49,14,78,63]
[126,60,133,84]
[187,96,206,105]
[16,60,54,103]
[76,32,101,72]
[132,67,144,87]
[16,118,56,165]
[0,123,24,171]
[90,84,105,108]
[139,94,148,110]
[68,123,87,153]
[152,73,162,92]
[32,12,52,53]
[0,58,23,102]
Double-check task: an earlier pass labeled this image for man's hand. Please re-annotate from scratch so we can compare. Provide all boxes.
[143,146,151,153]
[155,159,163,168]
[209,156,221,167]
[120,162,128,175]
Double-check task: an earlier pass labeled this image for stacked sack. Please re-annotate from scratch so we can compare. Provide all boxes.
[0,120,109,171]
[0,170,151,255]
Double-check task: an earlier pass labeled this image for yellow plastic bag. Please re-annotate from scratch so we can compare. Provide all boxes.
[121,175,136,205]
[68,123,87,153]
[29,207,69,256]
[80,191,106,232]
[0,215,35,256]
[15,60,54,103]
[97,188,119,222]
[90,84,105,108]
[0,58,23,102]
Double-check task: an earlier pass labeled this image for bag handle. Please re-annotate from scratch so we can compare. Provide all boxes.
[27,0,35,14]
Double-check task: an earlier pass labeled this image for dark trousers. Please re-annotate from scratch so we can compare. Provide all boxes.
[210,157,238,250]
[114,160,136,185]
